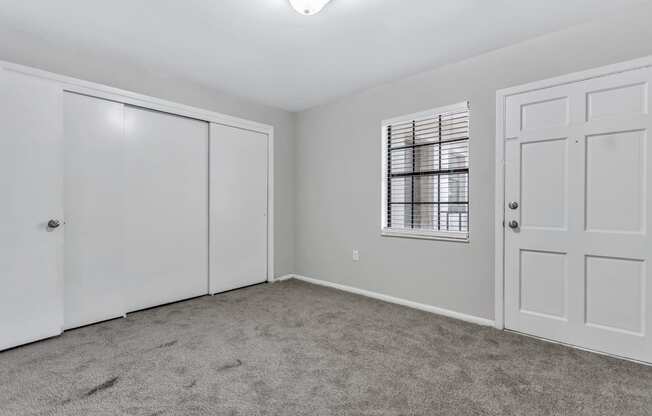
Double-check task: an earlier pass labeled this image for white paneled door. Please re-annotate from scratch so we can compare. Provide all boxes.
[209,123,268,294]
[63,93,126,329]
[504,67,652,363]
[0,69,64,350]
[124,107,209,312]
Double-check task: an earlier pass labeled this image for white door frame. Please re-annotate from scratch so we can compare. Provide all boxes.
[0,60,275,283]
[494,55,652,330]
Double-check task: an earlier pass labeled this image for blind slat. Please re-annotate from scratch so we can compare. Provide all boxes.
[384,104,469,235]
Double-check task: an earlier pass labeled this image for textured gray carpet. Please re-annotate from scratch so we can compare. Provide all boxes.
[1,279,651,416]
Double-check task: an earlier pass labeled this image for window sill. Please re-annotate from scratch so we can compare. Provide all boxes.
[381,229,469,243]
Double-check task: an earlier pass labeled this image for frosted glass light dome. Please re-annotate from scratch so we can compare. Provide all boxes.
[288,0,333,15]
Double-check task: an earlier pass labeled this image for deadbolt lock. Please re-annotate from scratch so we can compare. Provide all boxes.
[47,219,61,229]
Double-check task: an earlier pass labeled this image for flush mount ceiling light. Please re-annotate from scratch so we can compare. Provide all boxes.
[288,0,333,15]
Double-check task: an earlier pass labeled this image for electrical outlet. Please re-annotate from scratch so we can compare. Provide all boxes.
[352,249,360,261]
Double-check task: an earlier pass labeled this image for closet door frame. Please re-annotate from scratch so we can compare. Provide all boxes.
[0,59,275,284]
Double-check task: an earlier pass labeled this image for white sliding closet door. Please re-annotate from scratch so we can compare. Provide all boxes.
[209,123,268,294]
[124,107,208,311]
[63,93,126,329]
[0,69,64,350]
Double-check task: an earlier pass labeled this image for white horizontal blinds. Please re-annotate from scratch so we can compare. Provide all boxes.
[385,103,469,235]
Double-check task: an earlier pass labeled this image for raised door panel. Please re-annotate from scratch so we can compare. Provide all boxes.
[585,255,644,335]
[63,92,126,329]
[209,123,268,294]
[521,97,570,131]
[520,138,568,230]
[504,84,580,139]
[586,82,647,121]
[585,130,645,233]
[124,107,209,312]
[0,69,64,350]
[519,250,568,320]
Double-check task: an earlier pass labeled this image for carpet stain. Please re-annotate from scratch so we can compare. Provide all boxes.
[157,340,178,349]
[455,369,474,384]
[484,337,500,347]
[185,379,197,389]
[173,366,188,375]
[216,359,242,372]
[85,376,119,397]
[492,367,531,392]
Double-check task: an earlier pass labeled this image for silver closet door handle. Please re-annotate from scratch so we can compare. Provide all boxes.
[508,220,519,229]
[47,219,61,229]
[508,201,519,210]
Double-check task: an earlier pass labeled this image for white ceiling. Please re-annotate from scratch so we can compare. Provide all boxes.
[0,0,647,111]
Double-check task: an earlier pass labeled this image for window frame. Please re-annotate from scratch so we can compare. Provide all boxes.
[380,101,470,242]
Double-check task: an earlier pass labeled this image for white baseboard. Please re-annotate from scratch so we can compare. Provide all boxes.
[271,274,294,282]
[282,274,495,327]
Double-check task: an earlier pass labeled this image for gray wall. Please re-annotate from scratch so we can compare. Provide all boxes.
[295,3,652,320]
[4,3,652,319]
[0,25,296,277]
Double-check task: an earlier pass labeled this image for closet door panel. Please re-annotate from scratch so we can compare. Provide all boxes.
[63,93,125,329]
[210,123,268,294]
[0,69,64,350]
[124,107,208,311]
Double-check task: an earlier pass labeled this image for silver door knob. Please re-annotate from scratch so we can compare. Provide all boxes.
[47,219,61,229]
[508,220,519,229]
[508,201,519,210]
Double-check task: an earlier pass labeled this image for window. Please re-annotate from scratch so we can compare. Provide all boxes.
[381,101,470,241]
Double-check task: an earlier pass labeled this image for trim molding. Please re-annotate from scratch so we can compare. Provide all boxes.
[0,60,273,134]
[272,274,295,282]
[281,274,495,327]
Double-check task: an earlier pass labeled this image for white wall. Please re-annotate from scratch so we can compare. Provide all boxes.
[0,25,296,277]
[294,3,652,321]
